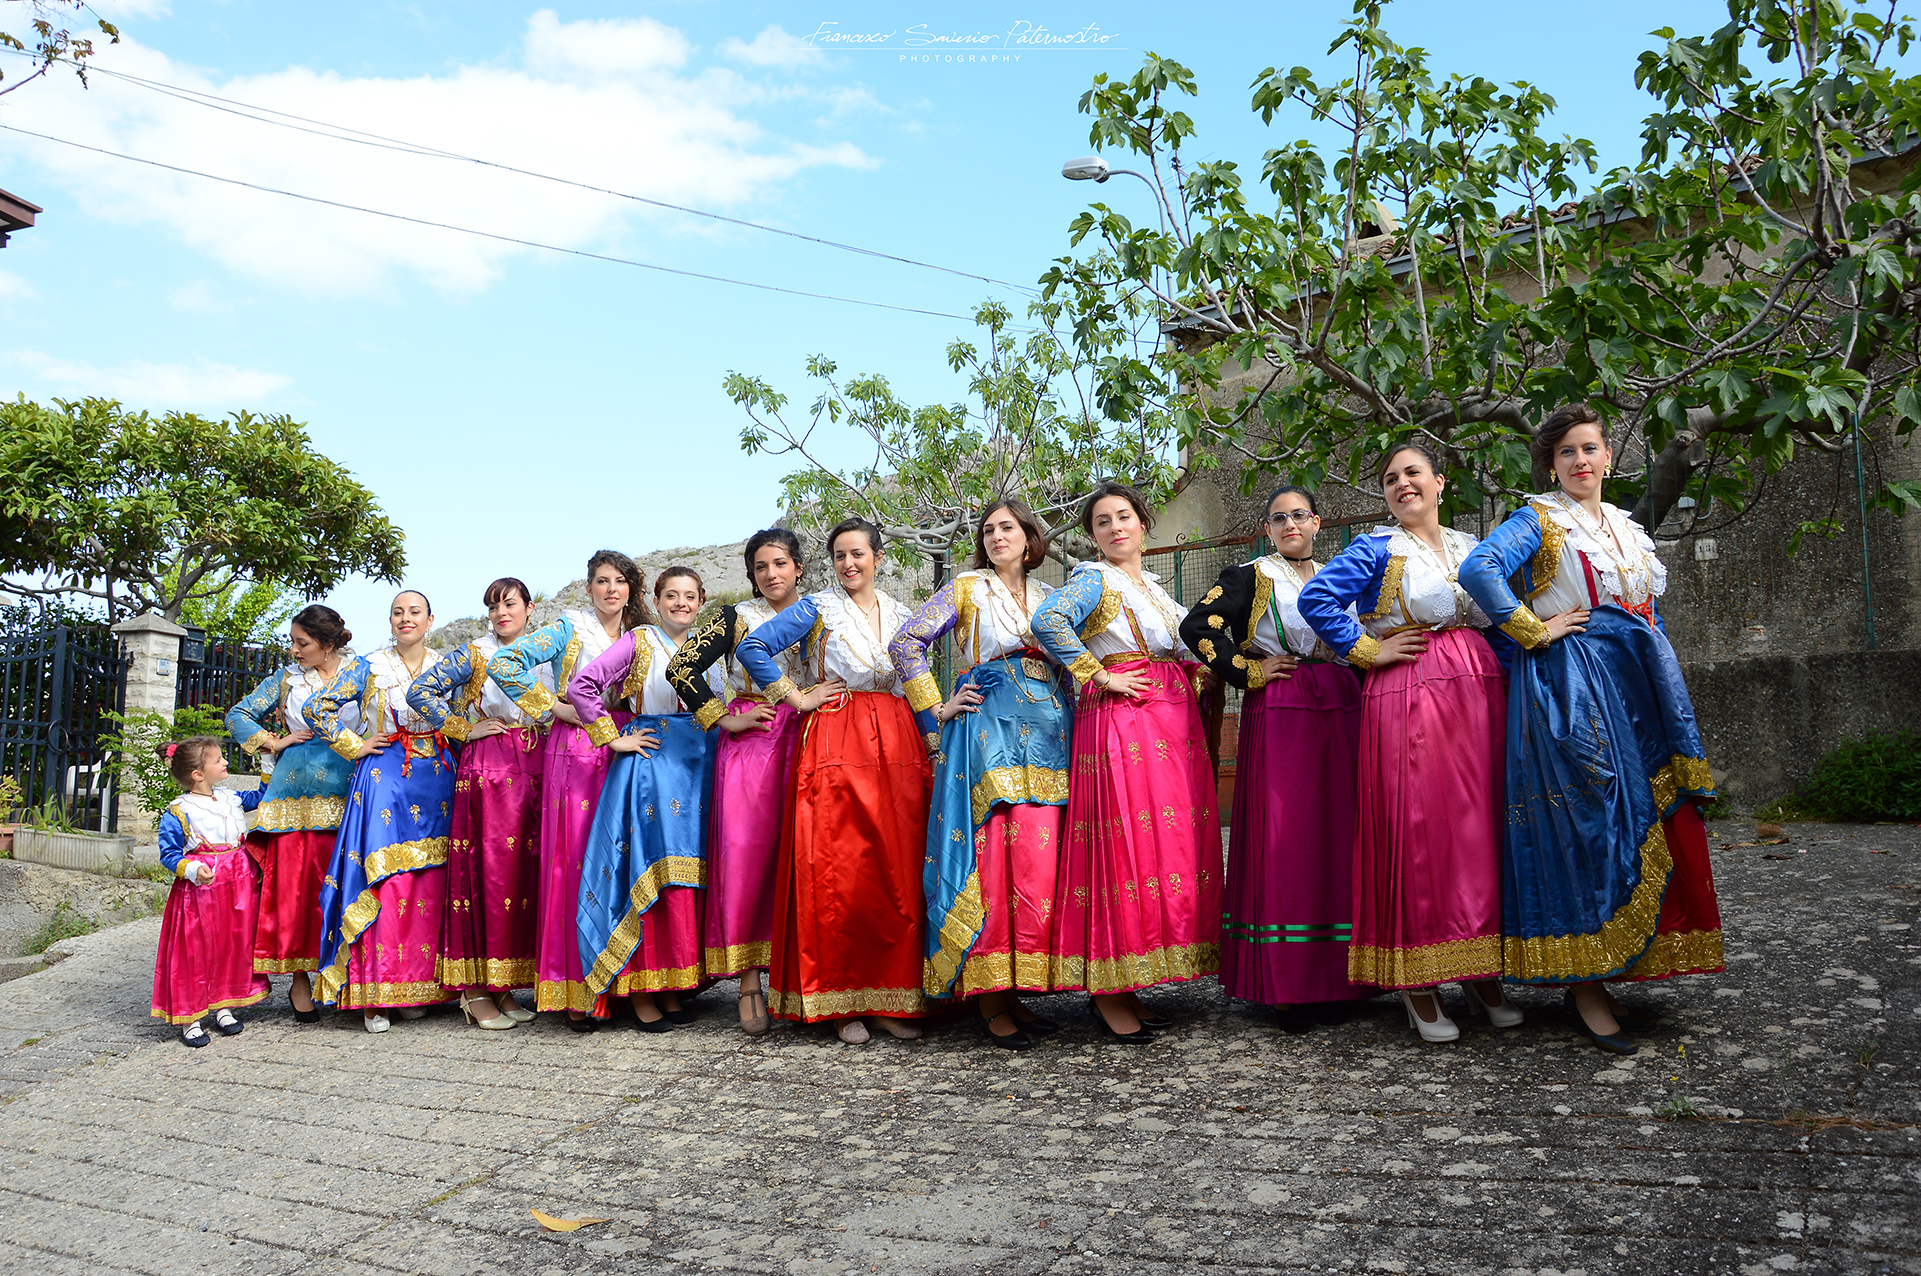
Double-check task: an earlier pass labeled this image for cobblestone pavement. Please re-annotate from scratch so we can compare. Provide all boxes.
[0,817,1913,1275]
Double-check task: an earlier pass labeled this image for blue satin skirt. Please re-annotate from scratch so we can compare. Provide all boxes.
[1501,605,1715,983]
[576,714,716,997]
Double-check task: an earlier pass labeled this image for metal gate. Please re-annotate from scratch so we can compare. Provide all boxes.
[177,637,287,773]
[0,625,129,832]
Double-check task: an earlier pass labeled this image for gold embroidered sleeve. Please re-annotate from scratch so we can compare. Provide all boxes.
[1344,635,1382,670]
[1200,585,1223,605]
[239,730,275,756]
[763,675,799,705]
[1197,637,1217,662]
[1527,502,1564,601]
[1360,556,1407,623]
[1241,654,1268,691]
[515,682,557,721]
[903,672,942,713]
[329,728,365,760]
[693,699,727,731]
[1067,651,1103,688]
[585,715,619,747]
[1500,606,1551,650]
[439,715,472,742]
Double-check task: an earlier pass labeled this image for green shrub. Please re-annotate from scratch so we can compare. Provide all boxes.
[97,706,232,816]
[1764,731,1921,822]
[24,901,95,955]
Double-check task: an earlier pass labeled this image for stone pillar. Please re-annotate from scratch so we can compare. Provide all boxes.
[110,613,186,839]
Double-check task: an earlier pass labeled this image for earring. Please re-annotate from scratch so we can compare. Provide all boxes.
[1604,463,1612,478]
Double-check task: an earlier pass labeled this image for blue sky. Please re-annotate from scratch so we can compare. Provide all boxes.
[1,0,1757,632]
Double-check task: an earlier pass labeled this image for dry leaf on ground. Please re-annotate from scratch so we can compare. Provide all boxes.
[532,1209,610,1232]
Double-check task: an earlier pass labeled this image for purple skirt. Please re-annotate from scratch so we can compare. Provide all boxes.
[1220,662,1377,1005]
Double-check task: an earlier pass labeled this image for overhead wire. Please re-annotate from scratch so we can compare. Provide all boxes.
[0,122,1040,328]
[16,49,1040,297]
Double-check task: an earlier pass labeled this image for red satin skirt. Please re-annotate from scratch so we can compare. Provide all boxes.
[152,845,270,1024]
[768,691,931,1022]
[611,887,706,994]
[247,829,333,974]
[1617,802,1725,981]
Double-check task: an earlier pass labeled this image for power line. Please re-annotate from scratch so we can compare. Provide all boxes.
[0,122,1030,327]
[22,50,1040,297]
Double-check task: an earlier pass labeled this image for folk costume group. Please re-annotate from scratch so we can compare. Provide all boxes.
[153,403,1722,1056]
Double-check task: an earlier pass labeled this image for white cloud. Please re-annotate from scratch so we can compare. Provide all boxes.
[721,25,825,69]
[0,269,40,301]
[5,350,291,409]
[167,280,237,313]
[90,0,172,18]
[1,12,875,297]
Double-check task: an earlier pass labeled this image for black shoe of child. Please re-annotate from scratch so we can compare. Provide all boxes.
[181,1022,210,1048]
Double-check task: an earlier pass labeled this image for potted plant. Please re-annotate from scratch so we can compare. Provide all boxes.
[0,773,22,856]
[12,794,137,877]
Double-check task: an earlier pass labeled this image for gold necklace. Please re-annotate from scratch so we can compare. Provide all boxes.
[394,646,427,680]
[983,570,1035,644]
[1113,562,1182,638]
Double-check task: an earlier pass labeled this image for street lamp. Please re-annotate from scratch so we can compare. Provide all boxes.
[1060,155,1168,234]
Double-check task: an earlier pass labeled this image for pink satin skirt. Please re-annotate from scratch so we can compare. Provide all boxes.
[1049,658,1221,995]
[703,700,801,976]
[151,845,270,1025]
[440,727,543,992]
[534,716,625,1012]
[956,804,1063,996]
[1350,628,1506,989]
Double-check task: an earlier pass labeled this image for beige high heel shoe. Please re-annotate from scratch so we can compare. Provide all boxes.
[494,993,535,1024]
[460,994,515,1031]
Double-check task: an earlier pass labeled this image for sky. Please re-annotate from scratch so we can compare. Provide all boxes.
[0,0,1763,634]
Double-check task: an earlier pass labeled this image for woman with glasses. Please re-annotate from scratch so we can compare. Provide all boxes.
[1458,404,1720,1054]
[1179,486,1375,1030]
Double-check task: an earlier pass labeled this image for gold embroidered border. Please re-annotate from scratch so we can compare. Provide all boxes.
[152,988,270,1026]
[767,984,927,1021]
[438,715,472,743]
[239,730,275,756]
[1242,653,1268,691]
[610,960,703,994]
[253,957,319,974]
[1348,933,1502,988]
[462,645,489,713]
[336,980,449,1010]
[955,950,1052,996]
[1527,501,1565,600]
[762,675,798,705]
[558,634,585,688]
[693,700,727,731]
[536,978,595,1013]
[923,868,986,996]
[1653,754,1716,806]
[1501,606,1551,650]
[364,836,450,884]
[1504,822,1670,982]
[255,795,347,832]
[1246,570,1273,652]
[620,638,653,704]
[585,715,619,748]
[956,575,980,660]
[1067,652,1103,688]
[1048,941,1219,994]
[903,672,942,714]
[436,956,537,989]
[1360,555,1406,623]
[1345,634,1382,670]
[1078,582,1122,644]
[583,857,707,994]
[516,682,558,721]
[1620,927,1724,980]
[703,941,771,976]
[970,766,1070,824]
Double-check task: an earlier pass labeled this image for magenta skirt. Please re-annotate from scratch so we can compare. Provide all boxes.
[1350,628,1506,989]
[703,700,801,977]
[535,716,625,1011]
[151,844,270,1025]
[958,803,1063,996]
[1222,663,1377,1005]
[441,726,544,992]
[1049,658,1220,994]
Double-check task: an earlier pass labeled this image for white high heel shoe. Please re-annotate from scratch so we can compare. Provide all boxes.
[363,1012,390,1034]
[460,994,516,1031]
[1400,990,1460,1044]
[495,994,536,1024]
[1460,980,1524,1028]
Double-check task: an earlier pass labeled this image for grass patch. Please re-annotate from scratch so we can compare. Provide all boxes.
[1761,730,1921,822]
[23,901,95,955]
[131,862,173,884]
[1657,1094,1707,1121]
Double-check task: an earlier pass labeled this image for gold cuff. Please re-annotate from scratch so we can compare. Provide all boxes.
[903,672,942,714]
[1242,657,1268,691]
[439,716,472,743]
[515,683,557,720]
[1501,607,1551,650]
[1067,652,1103,688]
[239,730,274,756]
[1345,635,1382,670]
[585,715,619,748]
[923,730,942,756]
[330,729,365,760]
[763,675,798,705]
[174,860,198,881]
[693,700,726,732]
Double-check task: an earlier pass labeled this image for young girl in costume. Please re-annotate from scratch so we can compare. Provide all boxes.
[152,737,271,1047]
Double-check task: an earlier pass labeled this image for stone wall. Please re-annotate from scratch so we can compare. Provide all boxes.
[1685,647,1921,812]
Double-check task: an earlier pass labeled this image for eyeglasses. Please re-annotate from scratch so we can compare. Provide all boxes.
[1265,510,1317,526]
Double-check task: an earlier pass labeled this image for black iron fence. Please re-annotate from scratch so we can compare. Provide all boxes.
[0,625,129,831]
[177,637,286,775]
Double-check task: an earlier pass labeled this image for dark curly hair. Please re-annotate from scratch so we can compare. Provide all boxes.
[586,549,652,630]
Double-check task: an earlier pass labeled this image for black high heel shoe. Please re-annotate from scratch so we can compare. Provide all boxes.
[288,987,319,1025]
[661,1004,697,1026]
[1091,994,1170,1031]
[1010,1009,1060,1037]
[1563,988,1637,1055]
[632,1013,674,1034]
[981,1011,1032,1051]
[565,1013,598,1034]
[1091,1003,1155,1045]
